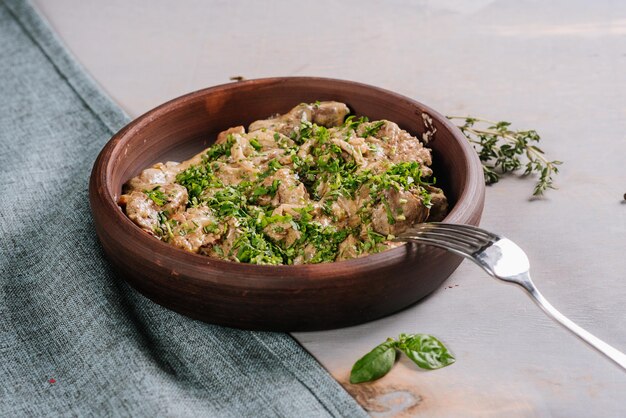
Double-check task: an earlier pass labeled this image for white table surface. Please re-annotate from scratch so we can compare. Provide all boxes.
[33,1,626,416]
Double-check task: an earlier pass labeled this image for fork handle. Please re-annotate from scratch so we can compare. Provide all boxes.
[521,279,626,371]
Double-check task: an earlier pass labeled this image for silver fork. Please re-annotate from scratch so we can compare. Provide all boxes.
[394,222,626,371]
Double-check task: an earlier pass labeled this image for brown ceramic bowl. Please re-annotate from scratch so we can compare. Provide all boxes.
[89,77,484,331]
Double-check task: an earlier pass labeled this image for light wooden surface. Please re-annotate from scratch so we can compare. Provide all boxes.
[34,1,626,416]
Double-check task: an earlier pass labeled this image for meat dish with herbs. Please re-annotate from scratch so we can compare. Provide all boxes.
[118,101,448,264]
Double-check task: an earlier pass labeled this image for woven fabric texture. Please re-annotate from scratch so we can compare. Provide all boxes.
[0,1,366,416]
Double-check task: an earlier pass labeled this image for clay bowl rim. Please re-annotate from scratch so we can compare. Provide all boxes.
[90,76,484,290]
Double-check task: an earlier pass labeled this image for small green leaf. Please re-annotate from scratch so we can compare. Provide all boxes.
[350,340,397,384]
[397,334,455,370]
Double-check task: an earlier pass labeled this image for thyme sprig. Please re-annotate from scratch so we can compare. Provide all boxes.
[447,116,562,196]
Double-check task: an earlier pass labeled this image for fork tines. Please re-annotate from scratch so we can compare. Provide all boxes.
[395,222,499,256]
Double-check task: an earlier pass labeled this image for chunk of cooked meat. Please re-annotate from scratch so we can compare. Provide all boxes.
[271,168,309,206]
[124,162,179,192]
[263,220,300,247]
[425,186,448,222]
[309,102,350,127]
[119,191,159,233]
[169,206,221,253]
[371,188,429,236]
[119,184,188,233]
[363,121,433,176]
[337,235,360,261]
[248,101,350,133]
[215,126,245,145]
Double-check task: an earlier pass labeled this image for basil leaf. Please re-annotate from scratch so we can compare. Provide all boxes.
[349,340,397,384]
[397,333,455,370]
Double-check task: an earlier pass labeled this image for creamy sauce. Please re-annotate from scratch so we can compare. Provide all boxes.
[119,102,447,264]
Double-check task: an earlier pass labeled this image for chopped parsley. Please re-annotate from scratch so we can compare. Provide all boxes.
[142,103,442,265]
[144,186,168,206]
[361,120,386,138]
[249,138,262,151]
[205,134,235,161]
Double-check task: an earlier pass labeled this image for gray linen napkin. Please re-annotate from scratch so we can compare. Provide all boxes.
[0,1,367,416]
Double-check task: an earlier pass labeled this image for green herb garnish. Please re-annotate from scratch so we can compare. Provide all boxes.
[361,120,386,138]
[205,134,236,161]
[163,106,442,265]
[144,186,168,206]
[350,334,455,384]
[251,180,281,202]
[249,137,262,151]
[448,116,562,196]
[343,115,369,131]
